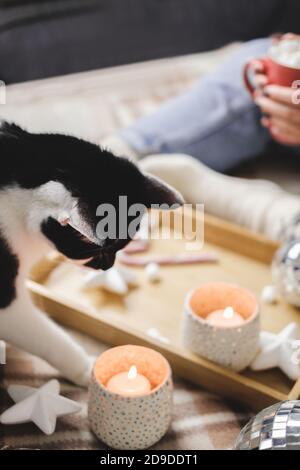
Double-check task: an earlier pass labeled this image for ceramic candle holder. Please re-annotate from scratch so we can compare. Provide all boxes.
[182,282,260,372]
[88,345,173,450]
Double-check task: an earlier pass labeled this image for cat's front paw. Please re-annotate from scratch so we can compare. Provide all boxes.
[71,356,96,387]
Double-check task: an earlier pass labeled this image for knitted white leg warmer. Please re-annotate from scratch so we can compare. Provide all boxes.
[139,153,300,240]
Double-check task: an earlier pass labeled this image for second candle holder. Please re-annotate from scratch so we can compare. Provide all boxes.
[182,282,260,372]
[88,345,173,450]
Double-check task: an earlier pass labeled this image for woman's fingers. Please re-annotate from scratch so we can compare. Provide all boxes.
[253,73,268,88]
[270,131,300,145]
[247,37,300,144]
[264,85,295,105]
[268,116,300,135]
[260,116,271,128]
[244,58,269,93]
[250,59,265,73]
[255,95,300,125]
[261,115,300,145]
[248,59,267,91]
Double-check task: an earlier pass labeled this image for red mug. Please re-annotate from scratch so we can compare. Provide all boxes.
[243,56,300,95]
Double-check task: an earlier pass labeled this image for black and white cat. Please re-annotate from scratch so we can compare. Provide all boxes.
[0,122,182,386]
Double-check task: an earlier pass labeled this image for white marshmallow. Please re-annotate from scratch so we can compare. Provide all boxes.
[278,39,300,53]
[261,285,278,304]
[147,327,170,344]
[145,262,161,282]
[288,51,300,68]
[269,39,300,68]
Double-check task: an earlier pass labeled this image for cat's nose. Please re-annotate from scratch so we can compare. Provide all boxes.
[101,251,116,270]
[84,251,116,271]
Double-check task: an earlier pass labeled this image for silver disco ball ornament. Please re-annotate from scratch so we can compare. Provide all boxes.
[272,240,300,307]
[235,401,300,450]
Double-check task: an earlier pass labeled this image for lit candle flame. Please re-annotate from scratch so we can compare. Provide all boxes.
[223,306,234,319]
[128,365,137,380]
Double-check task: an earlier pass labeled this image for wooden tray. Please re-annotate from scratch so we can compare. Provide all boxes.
[27,212,300,410]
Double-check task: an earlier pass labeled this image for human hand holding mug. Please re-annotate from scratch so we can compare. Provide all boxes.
[243,34,300,145]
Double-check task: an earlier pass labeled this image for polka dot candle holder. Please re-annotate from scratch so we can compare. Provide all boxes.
[88,345,173,450]
[182,282,260,372]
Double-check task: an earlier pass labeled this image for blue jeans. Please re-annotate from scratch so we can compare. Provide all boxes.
[119,39,272,172]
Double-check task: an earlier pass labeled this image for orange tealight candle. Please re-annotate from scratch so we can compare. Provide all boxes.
[106,365,151,397]
[206,306,244,328]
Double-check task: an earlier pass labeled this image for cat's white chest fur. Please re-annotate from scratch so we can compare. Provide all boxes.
[0,181,77,270]
[0,181,94,386]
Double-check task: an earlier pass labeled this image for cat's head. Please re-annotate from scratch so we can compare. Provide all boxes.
[1,123,183,270]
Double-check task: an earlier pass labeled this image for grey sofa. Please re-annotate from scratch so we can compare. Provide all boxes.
[1,0,300,84]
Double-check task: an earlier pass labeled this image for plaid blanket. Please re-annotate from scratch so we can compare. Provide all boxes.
[0,342,250,450]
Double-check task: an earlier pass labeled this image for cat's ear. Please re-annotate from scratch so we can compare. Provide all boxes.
[142,172,184,208]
